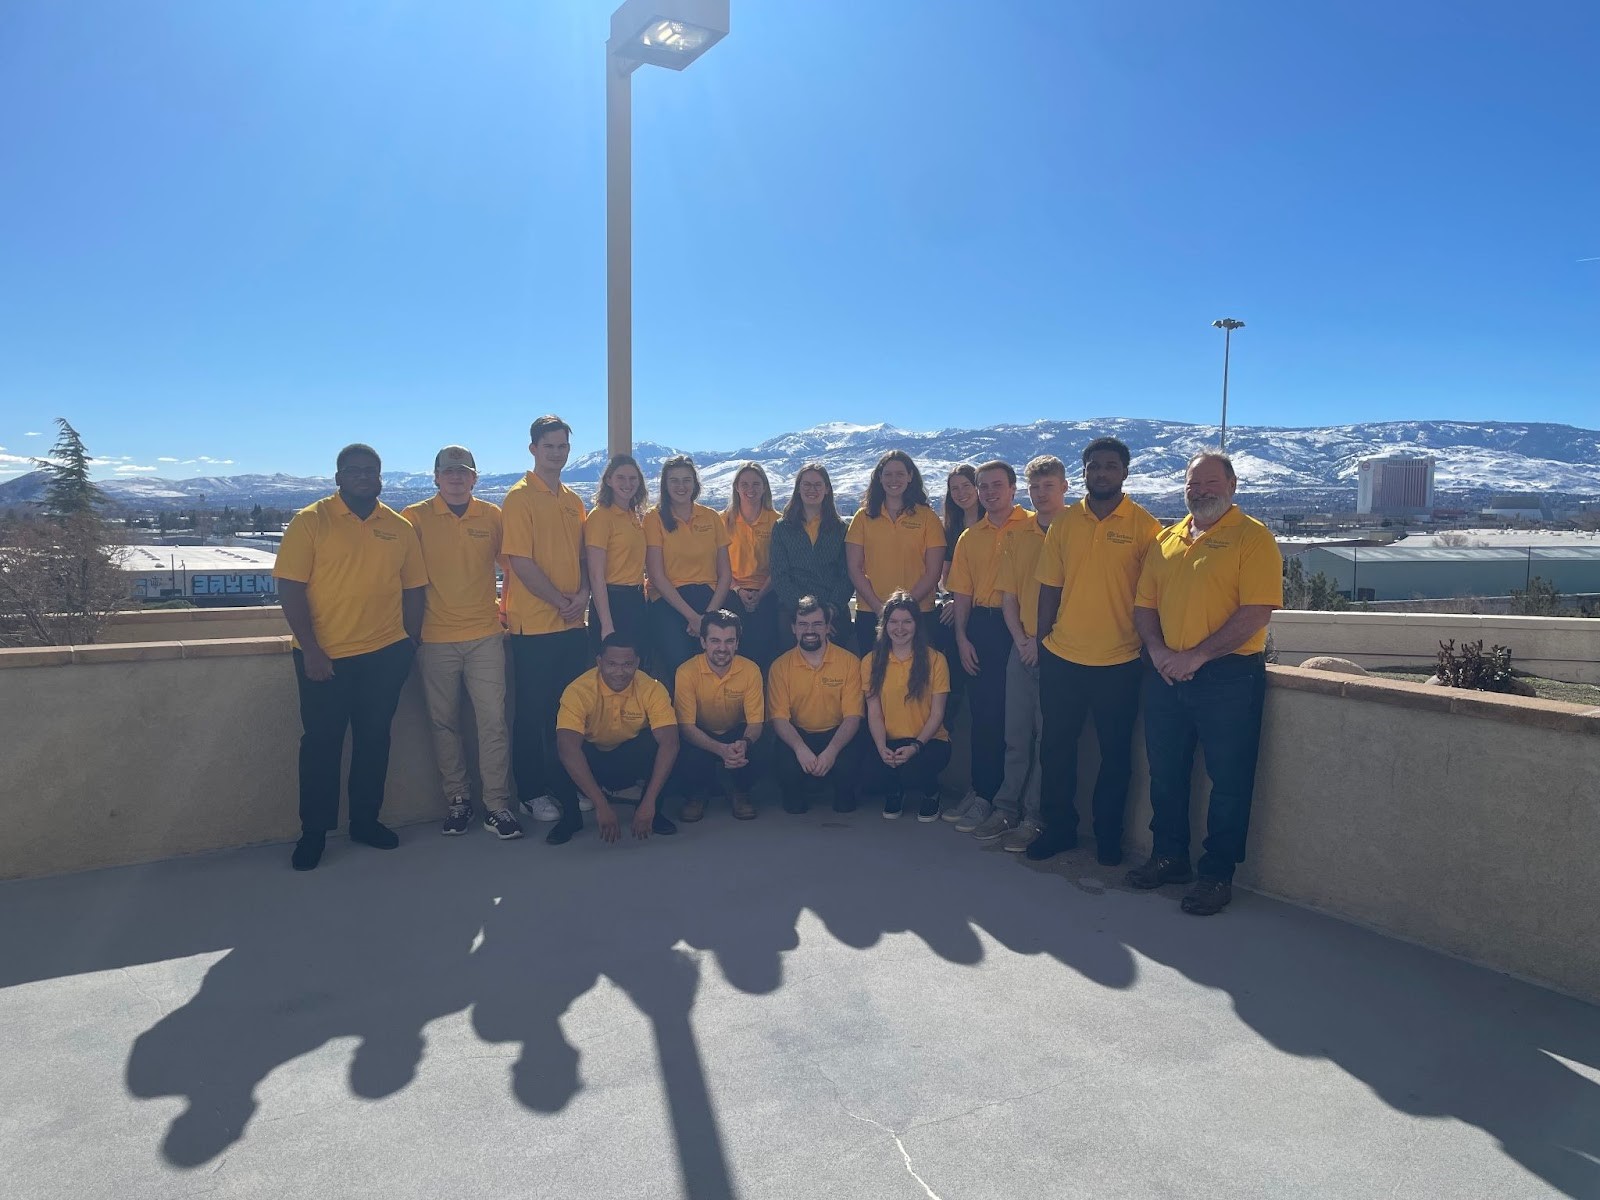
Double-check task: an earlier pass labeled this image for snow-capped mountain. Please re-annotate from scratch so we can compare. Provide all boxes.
[4,418,1598,515]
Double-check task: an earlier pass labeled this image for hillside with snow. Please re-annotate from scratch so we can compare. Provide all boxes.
[4,418,1598,515]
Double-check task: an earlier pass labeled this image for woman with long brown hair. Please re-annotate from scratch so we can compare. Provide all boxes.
[843,450,945,656]
[861,590,952,821]
[769,462,852,650]
[722,462,780,668]
[644,455,732,690]
[585,453,650,654]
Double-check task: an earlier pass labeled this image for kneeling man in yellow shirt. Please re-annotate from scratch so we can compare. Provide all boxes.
[553,633,680,844]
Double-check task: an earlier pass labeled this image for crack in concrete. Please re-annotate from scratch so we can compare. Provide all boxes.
[120,967,170,1019]
[904,1077,1074,1134]
[805,1061,943,1199]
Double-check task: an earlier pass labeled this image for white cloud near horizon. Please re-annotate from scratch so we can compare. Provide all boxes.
[158,456,179,462]
[114,464,160,473]
[24,431,41,437]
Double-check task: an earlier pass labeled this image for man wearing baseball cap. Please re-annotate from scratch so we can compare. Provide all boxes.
[402,446,523,841]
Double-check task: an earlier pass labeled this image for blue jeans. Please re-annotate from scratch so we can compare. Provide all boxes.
[1142,653,1267,881]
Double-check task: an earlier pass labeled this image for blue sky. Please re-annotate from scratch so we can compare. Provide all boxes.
[2,0,1596,480]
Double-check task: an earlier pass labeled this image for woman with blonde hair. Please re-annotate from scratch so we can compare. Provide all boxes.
[585,453,650,655]
[722,462,780,668]
[644,455,732,690]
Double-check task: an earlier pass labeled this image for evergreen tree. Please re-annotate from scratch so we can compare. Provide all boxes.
[36,418,106,517]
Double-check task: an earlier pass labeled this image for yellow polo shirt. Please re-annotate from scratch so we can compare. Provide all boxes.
[273,494,427,659]
[1034,496,1162,667]
[1135,505,1283,656]
[586,502,647,587]
[501,472,587,635]
[674,654,765,734]
[556,667,675,751]
[865,649,951,742]
[728,509,777,589]
[644,503,730,588]
[768,642,864,733]
[400,496,503,644]
[948,505,1031,608]
[844,504,945,612]
[995,512,1052,638]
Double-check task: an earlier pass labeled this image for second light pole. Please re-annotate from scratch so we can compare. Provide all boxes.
[1211,317,1245,450]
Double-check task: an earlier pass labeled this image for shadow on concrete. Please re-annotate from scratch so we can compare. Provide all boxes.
[2,808,1598,1197]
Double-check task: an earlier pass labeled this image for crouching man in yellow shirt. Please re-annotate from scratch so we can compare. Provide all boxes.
[553,633,680,843]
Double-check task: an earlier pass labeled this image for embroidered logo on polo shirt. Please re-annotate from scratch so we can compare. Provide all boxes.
[1105,530,1133,545]
[373,529,399,541]
[692,519,713,534]
[821,674,845,688]
[467,528,491,539]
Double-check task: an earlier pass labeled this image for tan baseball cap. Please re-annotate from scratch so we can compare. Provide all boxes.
[434,445,477,472]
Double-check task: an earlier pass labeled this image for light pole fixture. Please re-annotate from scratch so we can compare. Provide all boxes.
[607,0,730,458]
[1211,317,1245,450]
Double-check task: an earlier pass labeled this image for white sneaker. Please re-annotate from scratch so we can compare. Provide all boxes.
[941,789,981,824]
[953,798,993,833]
[578,796,594,813]
[519,794,562,822]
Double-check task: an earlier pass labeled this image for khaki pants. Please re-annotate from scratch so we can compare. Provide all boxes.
[991,644,1042,822]
[417,634,512,808]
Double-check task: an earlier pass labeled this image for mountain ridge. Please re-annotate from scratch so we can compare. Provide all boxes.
[4,418,1598,516]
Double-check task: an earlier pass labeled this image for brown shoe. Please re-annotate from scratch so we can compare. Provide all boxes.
[732,794,756,820]
[680,797,706,823]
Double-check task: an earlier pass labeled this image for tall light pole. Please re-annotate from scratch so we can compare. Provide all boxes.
[1211,317,1245,450]
[607,0,730,459]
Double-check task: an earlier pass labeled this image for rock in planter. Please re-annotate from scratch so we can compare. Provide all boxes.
[1300,656,1370,675]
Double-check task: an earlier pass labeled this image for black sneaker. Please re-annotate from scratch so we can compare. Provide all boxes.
[349,821,399,850]
[1096,842,1124,867]
[442,801,471,836]
[1181,877,1233,916]
[882,792,904,820]
[1024,829,1079,862]
[832,793,857,814]
[291,831,325,872]
[916,794,940,823]
[651,812,678,836]
[483,809,524,840]
[1124,855,1194,890]
[782,795,810,815]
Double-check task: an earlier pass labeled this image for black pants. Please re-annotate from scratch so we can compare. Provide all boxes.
[853,607,937,658]
[650,584,713,695]
[669,722,761,799]
[552,731,660,805]
[736,591,781,670]
[774,726,859,811]
[510,628,591,813]
[859,735,952,802]
[931,600,967,730]
[293,638,415,835]
[588,584,648,656]
[963,606,1011,801]
[1037,649,1144,849]
[1143,653,1268,881]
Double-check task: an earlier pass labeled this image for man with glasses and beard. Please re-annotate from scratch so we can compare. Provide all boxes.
[1128,451,1283,916]
[767,596,863,814]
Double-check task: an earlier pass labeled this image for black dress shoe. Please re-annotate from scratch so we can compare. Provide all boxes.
[291,832,325,872]
[1124,855,1194,890]
[1024,829,1078,862]
[651,813,678,836]
[349,822,399,850]
[546,821,580,846]
[1181,878,1233,916]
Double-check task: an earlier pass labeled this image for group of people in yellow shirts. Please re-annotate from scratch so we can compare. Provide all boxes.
[274,415,1283,916]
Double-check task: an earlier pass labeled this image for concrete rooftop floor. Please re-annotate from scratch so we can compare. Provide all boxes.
[3,807,1599,1200]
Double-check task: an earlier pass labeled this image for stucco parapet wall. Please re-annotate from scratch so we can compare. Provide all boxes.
[1270,609,1600,633]
[104,606,284,627]
[0,635,292,669]
[1267,664,1600,733]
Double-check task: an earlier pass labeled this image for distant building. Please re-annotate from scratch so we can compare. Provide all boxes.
[1482,493,1554,521]
[1356,455,1436,516]
[1299,545,1600,602]
[118,545,279,605]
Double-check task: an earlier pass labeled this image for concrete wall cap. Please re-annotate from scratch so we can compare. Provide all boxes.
[0,635,292,668]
